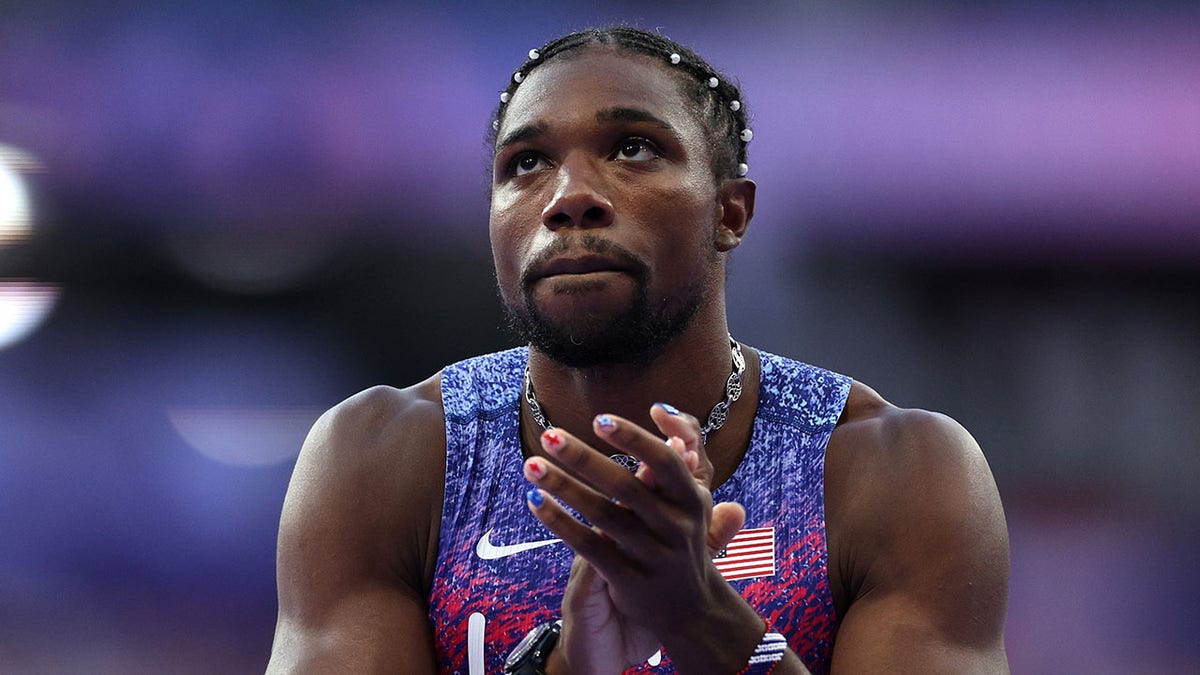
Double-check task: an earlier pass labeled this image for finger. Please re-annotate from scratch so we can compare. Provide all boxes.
[522,482,593,544]
[594,413,700,506]
[539,428,655,514]
[633,438,698,487]
[649,403,703,452]
[524,484,642,574]
[707,501,746,556]
[524,455,649,548]
[634,461,657,490]
[668,436,701,474]
[649,404,713,487]
[538,428,705,554]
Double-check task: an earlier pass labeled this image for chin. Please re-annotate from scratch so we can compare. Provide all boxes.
[505,285,704,369]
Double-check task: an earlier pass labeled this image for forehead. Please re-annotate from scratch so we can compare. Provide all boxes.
[498,46,702,142]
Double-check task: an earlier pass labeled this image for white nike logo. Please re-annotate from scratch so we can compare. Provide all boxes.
[475,528,562,560]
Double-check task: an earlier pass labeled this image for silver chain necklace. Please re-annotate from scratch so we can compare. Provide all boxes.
[523,335,746,458]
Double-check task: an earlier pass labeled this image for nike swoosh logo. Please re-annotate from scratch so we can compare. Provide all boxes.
[475,528,562,560]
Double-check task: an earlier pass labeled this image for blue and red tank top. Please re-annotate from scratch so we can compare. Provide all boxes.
[429,346,851,674]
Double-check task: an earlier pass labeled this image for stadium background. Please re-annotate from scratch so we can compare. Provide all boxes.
[1,2,1197,671]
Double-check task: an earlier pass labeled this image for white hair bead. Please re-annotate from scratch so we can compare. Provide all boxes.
[669,53,681,64]
[708,77,719,88]
[492,120,500,130]
[528,48,540,60]
[730,100,741,112]
[737,163,749,177]
[740,128,753,142]
[513,71,524,83]
[500,92,511,103]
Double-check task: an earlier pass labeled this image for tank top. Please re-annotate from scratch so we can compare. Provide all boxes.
[429,346,851,674]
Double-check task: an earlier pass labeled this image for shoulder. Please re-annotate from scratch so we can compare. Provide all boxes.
[278,374,448,601]
[294,377,447,514]
[309,376,446,462]
[825,381,1009,654]
[829,381,991,497]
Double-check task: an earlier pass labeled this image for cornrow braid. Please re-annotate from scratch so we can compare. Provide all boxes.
[487,26,751,180]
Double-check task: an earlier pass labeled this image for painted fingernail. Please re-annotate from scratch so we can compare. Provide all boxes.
[526,488,544,507]
[542,429,565,452]
[656,402,681,415]
[595,415,617,431]
[527,457,547,478]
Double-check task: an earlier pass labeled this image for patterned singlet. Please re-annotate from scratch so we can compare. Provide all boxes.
[428,347,852,674]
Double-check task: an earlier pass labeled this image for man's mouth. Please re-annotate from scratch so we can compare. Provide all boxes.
[530,255,632,282]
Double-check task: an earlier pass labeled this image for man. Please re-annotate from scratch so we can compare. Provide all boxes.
[267,27,1010,674]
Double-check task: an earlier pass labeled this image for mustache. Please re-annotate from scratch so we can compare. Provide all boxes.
[520,235,650,290]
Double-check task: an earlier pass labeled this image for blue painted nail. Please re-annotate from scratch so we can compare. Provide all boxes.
[657,402,681,415]
[596,415,616,429]
[526,488,544,507]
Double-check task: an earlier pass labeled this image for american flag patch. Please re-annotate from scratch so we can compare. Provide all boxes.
[712,526,776,581]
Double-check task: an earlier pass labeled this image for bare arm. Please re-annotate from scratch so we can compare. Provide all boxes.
[267,379,446,673]
[826,398,1010,673]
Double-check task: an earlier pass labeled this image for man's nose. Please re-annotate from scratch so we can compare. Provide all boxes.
[541,159,614,230]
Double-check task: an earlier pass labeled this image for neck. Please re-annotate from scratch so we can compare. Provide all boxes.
[522,314,760,486]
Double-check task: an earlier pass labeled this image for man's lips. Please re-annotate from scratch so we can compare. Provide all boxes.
[529,255,632,282]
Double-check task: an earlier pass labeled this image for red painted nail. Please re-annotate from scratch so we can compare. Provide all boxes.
[527,458,546,478]
[542,429,565,450]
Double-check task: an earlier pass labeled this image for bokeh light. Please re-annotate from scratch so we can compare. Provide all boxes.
[0,144,38,246]
[0,145,57,350]
[161,231,334,295]
[0,280,60,351]
[0,277,59,345]
[167,405,321,467]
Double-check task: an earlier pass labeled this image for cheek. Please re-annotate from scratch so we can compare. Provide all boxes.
[489,204,528,298]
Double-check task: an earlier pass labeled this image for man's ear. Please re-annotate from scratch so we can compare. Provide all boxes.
[714,178,756,252]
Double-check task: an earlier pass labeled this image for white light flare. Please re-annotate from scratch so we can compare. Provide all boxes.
[0,144,40,246]
[167,406,323,467]
[0,280,61,351]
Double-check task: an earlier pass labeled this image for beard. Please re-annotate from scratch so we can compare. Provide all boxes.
[502,235,709,369]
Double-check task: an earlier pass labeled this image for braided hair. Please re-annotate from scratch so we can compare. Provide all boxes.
[488,26,751,181]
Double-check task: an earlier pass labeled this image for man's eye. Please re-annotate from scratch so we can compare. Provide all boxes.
[615,139,659,162]
[513,154,549,176]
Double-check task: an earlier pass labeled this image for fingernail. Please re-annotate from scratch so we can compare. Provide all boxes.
[527,457,546,478]
[595,415,617,431]
[526,488,544,507]
[542,429,565,451]
[656,402,681,415]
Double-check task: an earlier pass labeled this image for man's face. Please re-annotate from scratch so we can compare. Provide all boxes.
[489,46,726,367]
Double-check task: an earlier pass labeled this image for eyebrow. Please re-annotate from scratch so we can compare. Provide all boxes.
[495,107,678,152]
[495,122,547,153]
[594,106,676,131]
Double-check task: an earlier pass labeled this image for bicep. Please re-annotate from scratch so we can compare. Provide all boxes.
[830,410,1010,673]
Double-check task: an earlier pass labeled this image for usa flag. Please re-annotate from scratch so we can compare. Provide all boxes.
[712,527,776,581]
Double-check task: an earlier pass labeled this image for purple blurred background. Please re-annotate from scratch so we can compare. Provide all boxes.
[1,2,1198,672]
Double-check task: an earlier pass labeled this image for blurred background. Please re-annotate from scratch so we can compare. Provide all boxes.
[2,1,1198,672]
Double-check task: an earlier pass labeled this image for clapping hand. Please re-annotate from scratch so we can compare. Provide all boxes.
[523,404,746,672]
